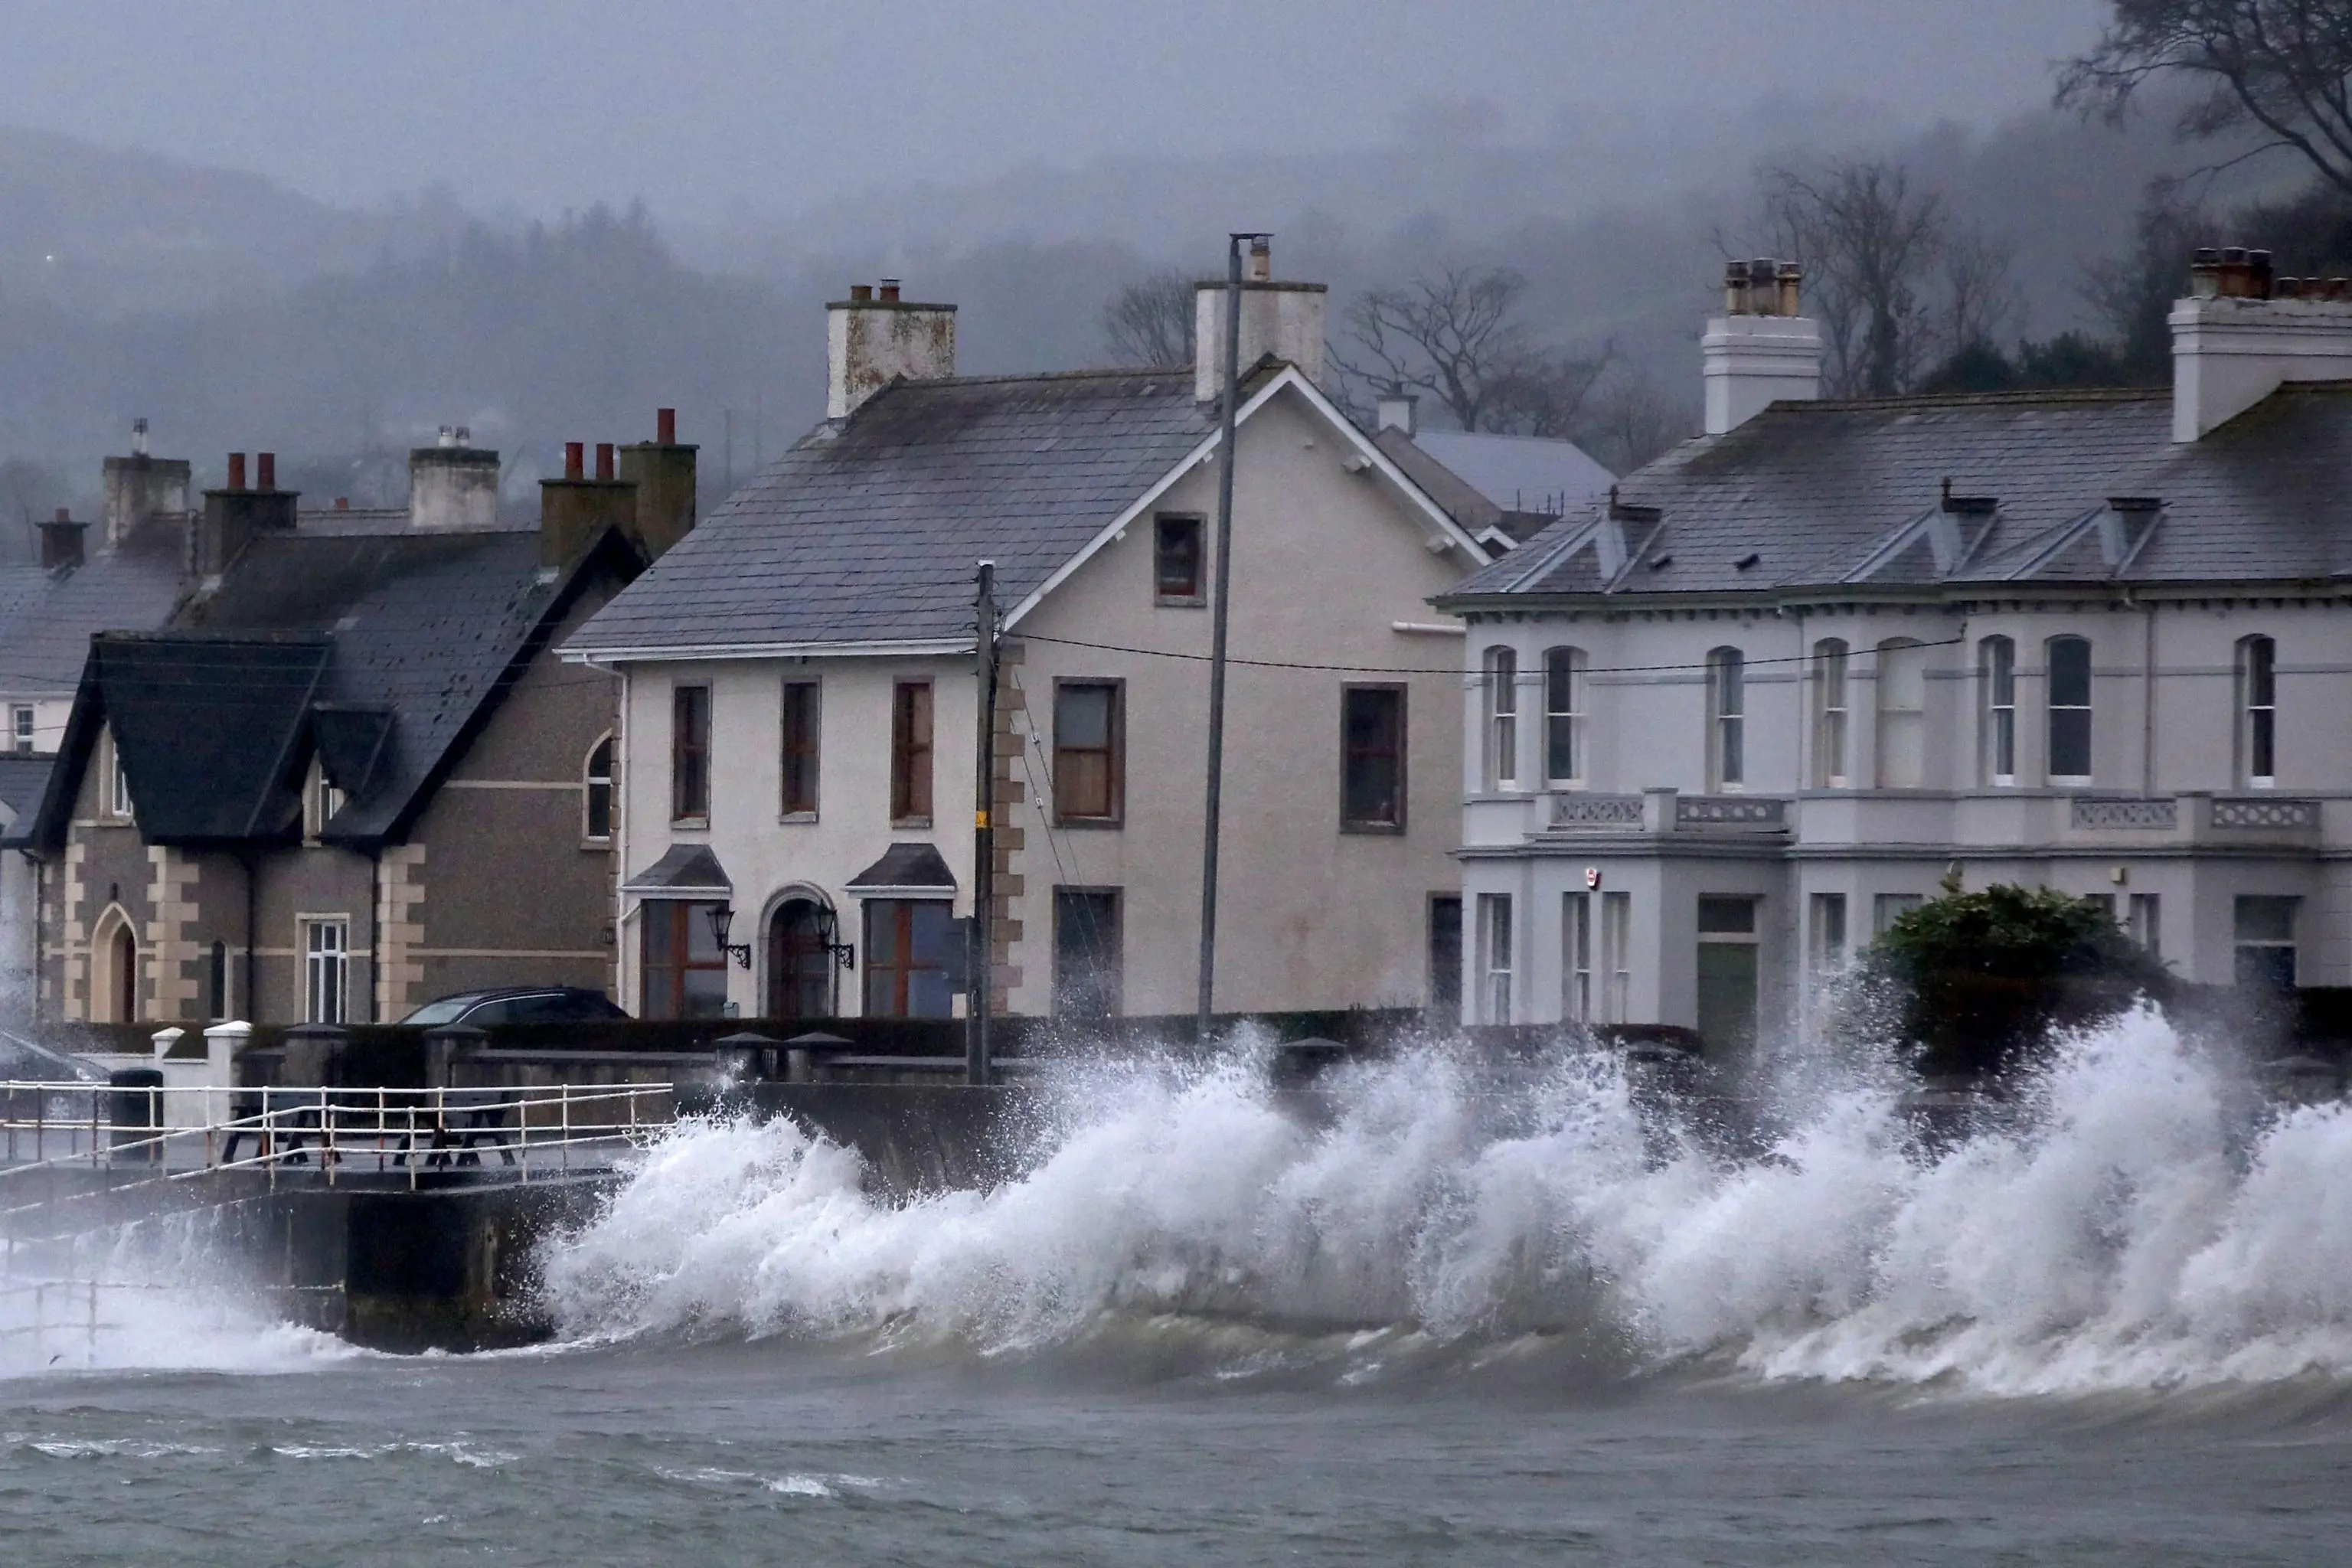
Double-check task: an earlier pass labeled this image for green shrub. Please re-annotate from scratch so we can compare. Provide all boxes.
[1862,879,2171,1078]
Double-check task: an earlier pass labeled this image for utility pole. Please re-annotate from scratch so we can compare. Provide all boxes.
[969,560,998,1086]
[1197,231,1268,1035]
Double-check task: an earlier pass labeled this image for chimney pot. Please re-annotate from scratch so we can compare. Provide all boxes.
[1775,261,1803,318]
[256,452,276,491]
[656,407,677,444]
[848,283,873,303]
[878,278,901,302]
[1704,257,1823,435]
[1375,394,1419,436]
[131,417,149,457]
[564,442,585,480]
[437,424,456,447]
[227,452,247,491]
[2249,249,2275,299]
[1246,237,1272,283]
[596,443,616,482]
[1724,261,1751,315]
[54,507,69,523]
[335,497,350,510]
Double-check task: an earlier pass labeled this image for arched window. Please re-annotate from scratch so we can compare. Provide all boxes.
[1707,647,1745,790]
[1482,646,1519,790]
[1543,647,1586,786]
[1980,635,2017,785]
[1811,639,1849,787]
[583,734,614,842]
[1875,638,1927,789]
[2238,635,2277,788]
[2047,635,2092,783]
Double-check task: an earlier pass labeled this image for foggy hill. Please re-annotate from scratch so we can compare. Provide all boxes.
[0,100,2290,563]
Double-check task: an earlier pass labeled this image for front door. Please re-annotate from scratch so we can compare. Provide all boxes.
[767,900,835,1020]
[1695,942,1759,1057]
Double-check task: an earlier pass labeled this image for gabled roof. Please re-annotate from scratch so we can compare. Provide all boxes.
[29,521,642,851]
[0,753,54,847]
[566,369,1212,658]
[1442,388,2184,605]
[847,841,956,893]
[564,363,1482,662]
[0,537,185,701]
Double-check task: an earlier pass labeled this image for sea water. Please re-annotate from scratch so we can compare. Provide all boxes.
[7,1007,2352,1564]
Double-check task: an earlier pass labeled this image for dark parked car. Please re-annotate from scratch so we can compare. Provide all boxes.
[398,987,629,1028]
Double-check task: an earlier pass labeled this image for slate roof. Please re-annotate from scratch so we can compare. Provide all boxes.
[847,841,958,891]
[0,753,54,847]
[1436,387,2285,606]
[620,843,733,895]
[31,521,641,851]
[0,535,186,700]
[565,369,1213,655]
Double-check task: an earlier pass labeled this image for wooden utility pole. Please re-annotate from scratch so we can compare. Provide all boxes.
[969,560,998,1086]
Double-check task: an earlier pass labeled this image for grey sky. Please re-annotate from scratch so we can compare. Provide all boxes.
[10,0,2107,224]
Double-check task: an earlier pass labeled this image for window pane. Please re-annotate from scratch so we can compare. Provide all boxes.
[2048,638,2090,707]
[2050,709,2092,779]
[1057,684,1112,748]
[645,903,678,964]
[2246,637,2275,706]
[682,965,730,1018]
[909,902,956,965]
[2234,895,2297,943]
[684,900,720,962]
[1343,687,1403,826]
[1697,896,1756,935]
[782,681,820,814]
[1155,516,1203,599]
[866,902,902,966]
[672,685,710,819]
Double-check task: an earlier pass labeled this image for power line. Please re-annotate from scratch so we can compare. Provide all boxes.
[1014,632,1973,678]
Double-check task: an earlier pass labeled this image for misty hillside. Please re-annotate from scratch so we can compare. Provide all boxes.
[0,100,2296,563]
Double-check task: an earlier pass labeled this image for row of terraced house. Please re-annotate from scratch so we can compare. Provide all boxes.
[2,242,2346,1059]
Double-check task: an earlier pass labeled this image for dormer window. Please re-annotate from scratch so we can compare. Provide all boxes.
[303,763,346,840]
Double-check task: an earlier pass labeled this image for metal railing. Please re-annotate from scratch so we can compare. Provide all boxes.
[0,1082,677,1211]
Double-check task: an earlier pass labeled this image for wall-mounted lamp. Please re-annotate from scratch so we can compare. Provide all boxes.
[704,904,753,970]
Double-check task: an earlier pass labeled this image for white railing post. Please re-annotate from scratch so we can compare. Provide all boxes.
[202,1022,250,1133]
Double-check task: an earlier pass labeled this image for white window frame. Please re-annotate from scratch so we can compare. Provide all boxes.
[1543,647,1586,787]
[1482,646,1519,791]
[1808,891,1847,978]
[1563,891,1592,1023]
[10,705,32,754]
[1600,891,1631,1024]
[584,732,616,843]
[2046,635,2093,786]
[1874,638,1927,789]
[1476,892,1514,1023]
[1981,635,2017,786]
[302,916,351,1024]
[2128,893,2161,959]
[1707,646,1744,792]
[1811,639,1849,788]
[106,734,133,822]
[2239,635,2276,789]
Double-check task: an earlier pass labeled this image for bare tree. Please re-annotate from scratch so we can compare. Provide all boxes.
[2086,181,2219,377]
[1764,161,1946,398]
[2060,2,2352,196]
[1100,270,1196,367]
[1571,371,1688,475]
[1336,264,1611,434]
[1939,230,2022,360]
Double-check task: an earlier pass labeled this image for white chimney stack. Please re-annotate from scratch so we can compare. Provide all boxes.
[1194,237,1329,402]
[826,280,957,420]
[1702,258,1822,436]
[409,435,501,531]
[2170,247,2352,441]
[1377,394,1419,436]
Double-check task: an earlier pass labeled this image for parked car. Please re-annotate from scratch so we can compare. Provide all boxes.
[398,987,629,1028]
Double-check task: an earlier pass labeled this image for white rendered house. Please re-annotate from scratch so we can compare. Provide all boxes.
[1436,253,2352,1056]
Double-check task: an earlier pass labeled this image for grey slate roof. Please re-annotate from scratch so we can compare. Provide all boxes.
[848,841,957,891]
[1435,387,2299,605]
[31,521,641,850]
[0,537,185,699]
[0,753,54,846]
[565,369,1213,655]
[621,843,733,895]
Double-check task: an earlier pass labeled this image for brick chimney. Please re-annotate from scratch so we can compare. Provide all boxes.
[194,451,298,579]
[1192,237,1329,403]
[616,407,698,559]
[826,280,957,420]
[1702,258,1823,435]
[539,437,637,567]
[2171,246,2352,440]
[408,426,501,531]
[100,418,192,553]
[38,508,87,571]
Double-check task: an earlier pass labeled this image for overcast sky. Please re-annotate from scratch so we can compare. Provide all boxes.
[9,0,2109,224]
